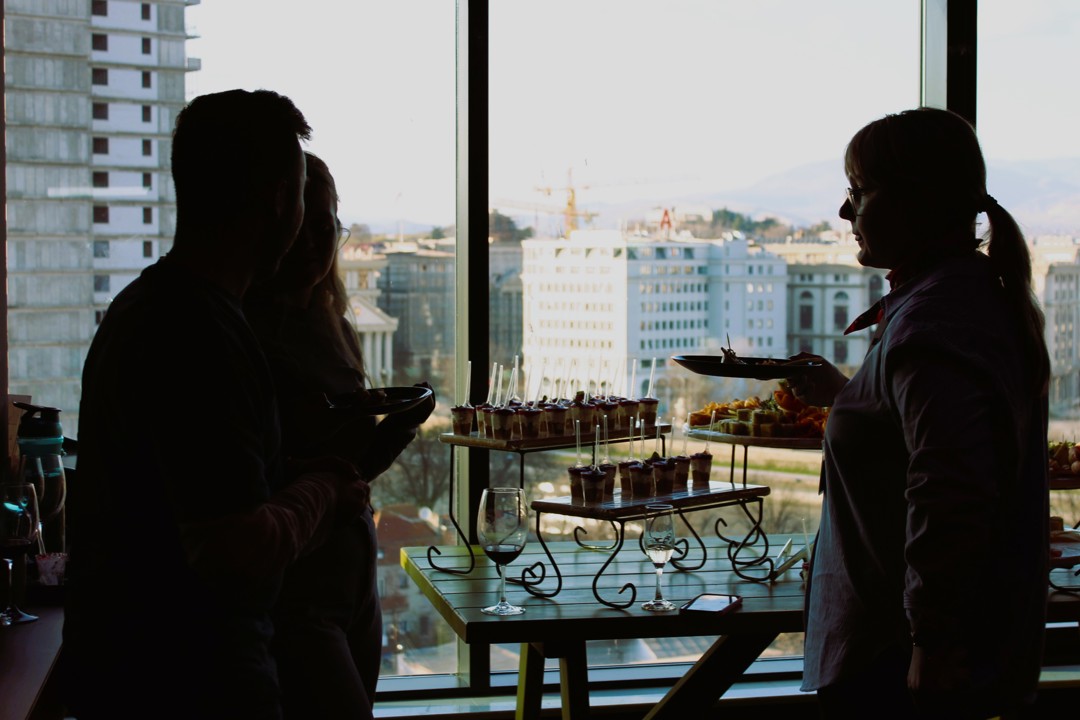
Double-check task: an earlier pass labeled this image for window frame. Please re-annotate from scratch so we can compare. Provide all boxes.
[450,0,975,692]
[0,0,979,702]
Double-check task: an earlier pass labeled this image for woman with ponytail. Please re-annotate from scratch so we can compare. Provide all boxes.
[792,108,1050,718]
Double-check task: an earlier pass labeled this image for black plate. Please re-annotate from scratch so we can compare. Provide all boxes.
[326,386,433,415]
[671,355,822,380]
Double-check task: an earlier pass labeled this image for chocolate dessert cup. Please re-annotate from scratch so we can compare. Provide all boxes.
[598,462,617,502]
[567,465,586,505]
[451,405,475,436]
[490,406,515,441]
[629,462,654,499]
[690,451,713,488]
[517,405,542,440]
[580,467,606,505]
[652,459,674,496]
[672,455,691,491]
[637,397,659,427]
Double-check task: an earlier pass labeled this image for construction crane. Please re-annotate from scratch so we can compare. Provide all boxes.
[533,167,598,234]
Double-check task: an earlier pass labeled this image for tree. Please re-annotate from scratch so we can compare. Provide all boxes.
[372,423,452,511]
[349,223,373,242]
[490,210,533,243]
[431,226,445,240]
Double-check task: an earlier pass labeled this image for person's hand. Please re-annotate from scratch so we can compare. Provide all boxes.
[361,384,435,481]
[287,455,369,517]
[785,353,849,407]
[908,644,975,714]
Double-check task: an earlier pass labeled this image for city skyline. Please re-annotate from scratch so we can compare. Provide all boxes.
[186,1,1080,232]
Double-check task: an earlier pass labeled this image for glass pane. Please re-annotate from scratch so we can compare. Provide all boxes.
[5,0,455,682]
[978,2,1080,521]
[491,0,918,668]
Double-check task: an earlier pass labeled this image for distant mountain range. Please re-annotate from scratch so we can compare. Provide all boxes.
[363,156,1080,237]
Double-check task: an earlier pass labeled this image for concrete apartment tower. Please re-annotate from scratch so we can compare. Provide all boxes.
[5,0,196,433]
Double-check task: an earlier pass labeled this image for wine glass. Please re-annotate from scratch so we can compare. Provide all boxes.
[1,484,41,627]
[477,487,528,616]
[641,503,678,612]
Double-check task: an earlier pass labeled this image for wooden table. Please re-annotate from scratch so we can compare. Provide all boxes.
[405,537,1080,720]
[402,536,807,720]
[0,605,64,720]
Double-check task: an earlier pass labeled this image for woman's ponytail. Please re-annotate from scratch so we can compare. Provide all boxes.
[983,197,1050,392]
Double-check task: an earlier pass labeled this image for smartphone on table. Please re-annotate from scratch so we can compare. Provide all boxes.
[679,593,742,615]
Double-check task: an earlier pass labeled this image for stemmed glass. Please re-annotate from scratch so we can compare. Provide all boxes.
[477,487,528,616]
[1,484,41,626]
[641,503,678,612]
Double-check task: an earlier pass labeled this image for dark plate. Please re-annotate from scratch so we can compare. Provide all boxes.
[671,354,822,380]
[326,386,433,416]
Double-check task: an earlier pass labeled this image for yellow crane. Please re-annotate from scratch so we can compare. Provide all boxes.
[531,167,598,235]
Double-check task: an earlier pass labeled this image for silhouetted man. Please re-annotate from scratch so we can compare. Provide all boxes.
[63,90,364,720]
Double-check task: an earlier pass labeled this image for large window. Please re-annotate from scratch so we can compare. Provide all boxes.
[6,0,1077,705]
[186,0,458,682]
[978,1,1080,521]
[490,0,918,674]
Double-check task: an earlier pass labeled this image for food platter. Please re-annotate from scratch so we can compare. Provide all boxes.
[686,428,823,450]
[672,354,822,380]
[326,385,433,416]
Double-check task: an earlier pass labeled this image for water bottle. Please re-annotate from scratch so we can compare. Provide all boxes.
[13,402,67,531]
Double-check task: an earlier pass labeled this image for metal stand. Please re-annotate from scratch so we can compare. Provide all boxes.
[425,444,475,575]
[427,424,670,575]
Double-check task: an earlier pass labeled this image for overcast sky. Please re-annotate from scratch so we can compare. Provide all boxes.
[187,1,1079,229]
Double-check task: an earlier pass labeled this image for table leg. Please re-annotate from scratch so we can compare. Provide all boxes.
[643,632,778,720]
[515,641,591,720]
[516,642,545,720]
[558,641,590,720]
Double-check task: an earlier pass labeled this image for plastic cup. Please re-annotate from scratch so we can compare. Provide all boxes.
[517,406,542,440]
[617,460,636,498]
[581,468,606,505]
[690,451,713,488]
[490,407,515,441]
[568,465,586,505]
[545,405,569,438]
[672,456,691,491]
[451,405,475,436]
[598,462,617,502]
[638,397,659,427]
[652,459,674,496]
[477,404,494,438]
[36,552,67,586]
[630,463,654,499]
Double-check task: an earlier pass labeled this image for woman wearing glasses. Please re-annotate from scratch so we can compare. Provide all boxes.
[246,152,434,719]
[793,108,1049,718]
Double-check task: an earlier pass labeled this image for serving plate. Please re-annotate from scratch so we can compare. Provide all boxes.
[326,385,433,416]
[686,428,823,450]
[672,354,822,380]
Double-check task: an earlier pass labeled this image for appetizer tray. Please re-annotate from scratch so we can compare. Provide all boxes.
[531,482,770,522]
[440,423,671,451]
[672,354,821,380]
[1050,472,1080,491]
[687,428,823,450]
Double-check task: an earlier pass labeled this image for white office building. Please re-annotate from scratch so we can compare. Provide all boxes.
[1030,235,1080,412]
[5,0,197,430]
[766,239,887,369]
[521,230,788,398]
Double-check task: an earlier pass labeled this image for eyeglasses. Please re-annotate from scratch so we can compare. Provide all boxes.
[846,186,871,212]
[337,220,351,249]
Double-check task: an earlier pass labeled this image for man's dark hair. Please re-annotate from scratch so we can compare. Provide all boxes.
[171,89,312,233]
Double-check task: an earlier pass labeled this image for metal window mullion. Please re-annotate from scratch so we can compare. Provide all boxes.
[456,0,492,692]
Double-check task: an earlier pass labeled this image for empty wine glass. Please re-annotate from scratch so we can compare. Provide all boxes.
[1,484,41,626]
[641,503,677,612]
[477,487,528,616]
